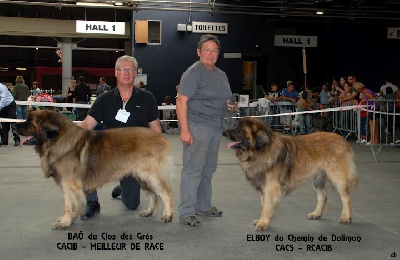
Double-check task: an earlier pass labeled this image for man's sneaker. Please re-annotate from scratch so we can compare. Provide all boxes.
[111,185,122,198]
[195,206,223,217]
[81,201,100,220]
[180,215,201,227]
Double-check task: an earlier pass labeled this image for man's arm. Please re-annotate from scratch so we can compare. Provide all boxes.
[149,119,162,133]
[176,94,193,145]
[77,115,98,130]
[0,86,8,110]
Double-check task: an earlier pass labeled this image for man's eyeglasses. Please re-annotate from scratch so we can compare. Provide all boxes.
[201,48,219,54]
[116,68,136,73]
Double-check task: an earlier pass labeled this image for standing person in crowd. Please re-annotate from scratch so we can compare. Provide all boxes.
[339,80,359,138]
[31,81,41,100]
[347,74,358,87]
[0,83,20,146]
[318,83,333,131]
[96,77,111,97]
[65,79,76,112]
[73,76,91,120]
[265,82,282,128]
[280,80,299,134]
[176,34,232,227]
[331,78,344,99]
[379,76,398,97]
[340,80,359,106]
[297,85,319,135]
[319,83,332,109]
[78,55,161,220]
[358,92,368,144]
[354,82,379,145]
[382,87,396,136]
[12,76,30,120]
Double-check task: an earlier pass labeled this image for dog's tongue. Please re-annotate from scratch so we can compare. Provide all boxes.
[19,136,32,147]
[226,141,239,149]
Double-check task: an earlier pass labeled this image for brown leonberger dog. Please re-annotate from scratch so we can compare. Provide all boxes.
[223,117,358,231]
[14,110,174,230]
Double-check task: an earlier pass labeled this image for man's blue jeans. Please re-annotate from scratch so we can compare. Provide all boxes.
[297,107,313,134]
[16,105,27,119]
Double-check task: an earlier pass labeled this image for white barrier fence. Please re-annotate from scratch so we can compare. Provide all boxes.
[1,99,399,161]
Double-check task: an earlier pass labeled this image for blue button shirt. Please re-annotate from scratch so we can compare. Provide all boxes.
[0,83,14,110]
[319,90,331,104]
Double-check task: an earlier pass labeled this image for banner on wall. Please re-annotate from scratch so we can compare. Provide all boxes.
[192,22,228,34]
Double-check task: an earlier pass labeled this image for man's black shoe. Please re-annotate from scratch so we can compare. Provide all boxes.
[14,142,20,146]
[0,142,8,146]
[81,201,100,220]
[111,185,122,198]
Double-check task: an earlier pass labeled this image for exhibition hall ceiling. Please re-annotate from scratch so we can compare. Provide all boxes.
[0,0,399,22]
[0,0,399,69]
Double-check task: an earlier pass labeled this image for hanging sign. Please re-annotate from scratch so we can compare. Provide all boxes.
[274,35,318,47]
[192,21,228,34]
[76,20,125,35]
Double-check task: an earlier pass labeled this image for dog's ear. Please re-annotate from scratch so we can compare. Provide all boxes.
[254,122,272,151]
[40,116,62,141]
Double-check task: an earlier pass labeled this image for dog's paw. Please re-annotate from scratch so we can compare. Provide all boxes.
[139,210,153,217]
[338,217,351,224]
[253,220,269,231]
[307,212,321,220]
[52,222,70,230]
[160,215,173,223]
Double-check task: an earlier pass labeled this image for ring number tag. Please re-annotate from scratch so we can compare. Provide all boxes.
[115,109,130,123]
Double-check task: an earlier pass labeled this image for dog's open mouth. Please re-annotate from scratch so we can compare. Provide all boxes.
[19,136,36,146]
[226,141,242,149]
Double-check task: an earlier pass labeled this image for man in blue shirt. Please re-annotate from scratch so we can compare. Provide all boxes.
[0,83,20,146]
[280,81,299,134]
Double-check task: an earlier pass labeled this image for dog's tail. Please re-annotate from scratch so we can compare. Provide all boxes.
[161,153,176,182]
[348,151,359,191]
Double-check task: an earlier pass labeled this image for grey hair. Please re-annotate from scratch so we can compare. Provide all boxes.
[197,34,221,51]
[115,55,138,71]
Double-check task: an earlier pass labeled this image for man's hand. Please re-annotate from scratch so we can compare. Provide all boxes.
[180,129,193,145]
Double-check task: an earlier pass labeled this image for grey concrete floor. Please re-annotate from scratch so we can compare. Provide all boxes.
[0,133,399,260]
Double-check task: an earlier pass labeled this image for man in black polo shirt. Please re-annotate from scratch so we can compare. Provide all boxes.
[78,55,161,219]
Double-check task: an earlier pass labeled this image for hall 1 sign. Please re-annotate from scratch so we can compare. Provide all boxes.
[274,35,318,47]
[76,20,125,35]
[192,21,228,34]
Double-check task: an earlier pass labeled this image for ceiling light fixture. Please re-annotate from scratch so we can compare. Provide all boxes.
[76,2,114,7]
[316,11,324,15]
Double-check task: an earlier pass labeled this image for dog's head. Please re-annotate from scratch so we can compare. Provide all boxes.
[13,110,65,146]
[223,117,272,153]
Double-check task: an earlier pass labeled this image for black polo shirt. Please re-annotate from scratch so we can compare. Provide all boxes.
[88,87,159,129]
